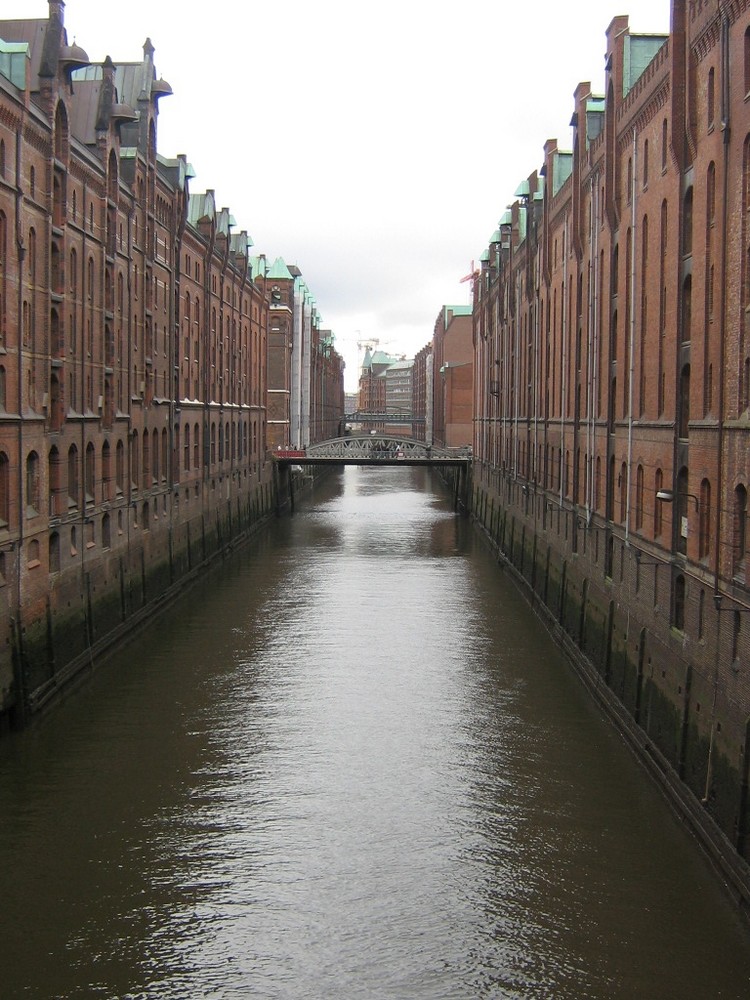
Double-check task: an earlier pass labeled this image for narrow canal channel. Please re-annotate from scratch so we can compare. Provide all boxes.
[1,467,750,999]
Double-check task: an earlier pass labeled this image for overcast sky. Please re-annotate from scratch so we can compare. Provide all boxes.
[12,0,671,389]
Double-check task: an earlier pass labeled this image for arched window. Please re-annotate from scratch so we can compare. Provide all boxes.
[102,441,111,501]
[643,138,649,187]
[116,439,124,493]
[85,442,95,504]
[184,423,190,471]
[0,451,9,525]
[673,574,686,631]
[661,119,668,171]
[152,428,159,483]
[611,244,619,298]
[25,450,40,515]
[682,187,693,256]
[745,27,750,95]
[67,445,78,507]
[142,430,150,486]
[699,479,711,561]
[707,67,715,130]
[734,484,748,578]
[49,532,60,574]
[131,431,139,490]
[54,101,69,162]
[49,446,61,517]
[161,428,168,482]
[627,157,633,204]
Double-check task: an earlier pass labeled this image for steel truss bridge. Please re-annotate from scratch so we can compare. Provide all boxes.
[275,434,470,466]
[273,434,472,511]
[345,412,425,425]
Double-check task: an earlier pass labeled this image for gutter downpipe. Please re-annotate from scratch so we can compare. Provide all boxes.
[495,259,501,474]
[712,10,729,604]
[705,10,731,805]
[560,212,568,507]
[13,127,26,717]
[587,174,598,519]
[514,272,521,479]
[626,128,638,542]
[534,247,540,488]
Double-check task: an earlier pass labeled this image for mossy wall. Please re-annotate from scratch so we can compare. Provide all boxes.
[5,478,276,725]
[471,477,750,869]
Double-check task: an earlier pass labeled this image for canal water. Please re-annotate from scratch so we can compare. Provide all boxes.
[1,466,750,999]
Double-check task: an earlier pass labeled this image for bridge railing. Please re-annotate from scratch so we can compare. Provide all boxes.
[278,434,471,462]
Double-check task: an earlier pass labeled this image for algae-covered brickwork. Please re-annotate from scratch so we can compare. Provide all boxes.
[2,477,277,727]
[472,474,750,902]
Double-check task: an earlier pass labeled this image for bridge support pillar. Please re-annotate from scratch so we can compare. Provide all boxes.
[454,464,471,514]
[273,463,294,515]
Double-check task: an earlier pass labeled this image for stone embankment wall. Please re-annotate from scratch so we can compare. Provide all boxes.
[0,472,279,731]
[472,471,750,913]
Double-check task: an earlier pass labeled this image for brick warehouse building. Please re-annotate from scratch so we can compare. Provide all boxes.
[472,0,750,879]
[0,2,284,725]
[432,304,473,449]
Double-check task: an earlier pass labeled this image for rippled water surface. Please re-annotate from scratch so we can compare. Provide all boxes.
[1,467,750,999]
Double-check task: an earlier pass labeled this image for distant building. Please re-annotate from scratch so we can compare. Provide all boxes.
[412,343,433,444]
[383,359,414,435]
[433,306,473,448]
[357,348,398,431]
[252,256,344,449]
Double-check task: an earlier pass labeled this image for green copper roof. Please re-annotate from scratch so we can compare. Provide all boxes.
[623,34,668,97]
[0,39,29,90]
[552,151,573,197]
[188,191,215,226]
[444,304,472,324]
[266,256,294,280]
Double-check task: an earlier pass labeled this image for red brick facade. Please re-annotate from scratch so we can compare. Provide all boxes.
[472,1,750,862]
[0,3,279,722]
[432,306,473,449]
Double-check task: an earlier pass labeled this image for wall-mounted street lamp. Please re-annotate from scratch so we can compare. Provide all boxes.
[712,593,750,613]
[656,488,700,510]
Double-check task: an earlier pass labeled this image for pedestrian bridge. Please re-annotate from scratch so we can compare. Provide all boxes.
[275,434,471,467]
[273,434,472,512]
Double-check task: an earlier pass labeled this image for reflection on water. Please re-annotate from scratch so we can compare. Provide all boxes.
[1,466,749,999]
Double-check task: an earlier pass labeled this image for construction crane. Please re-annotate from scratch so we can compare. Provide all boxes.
[460,259,479,301]
[356,336,396,359]
[357,337,380,354]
